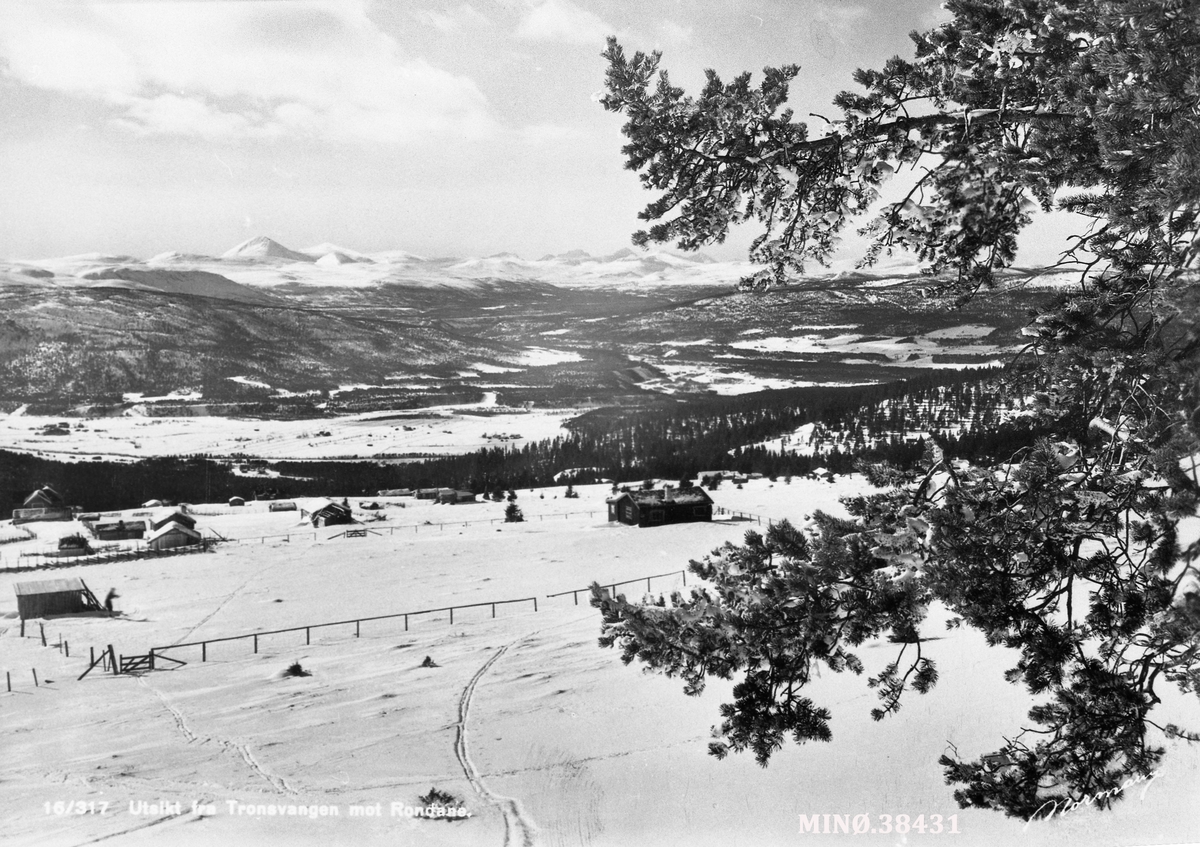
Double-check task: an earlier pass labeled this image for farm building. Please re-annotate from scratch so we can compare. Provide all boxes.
[228,496,245,507]
[91,519,146,541]
[150,511,196,532]
[13,578,103,619]
[147,521,203,550]
[606,488,714,528]
[305,501,354,527]
[437,490,477,505]
[268,501,297,512]
[57,534,91,556]
[12,485,73,524]
[141,499,163,508]
[415,488,443,500]
[377,488,414,497]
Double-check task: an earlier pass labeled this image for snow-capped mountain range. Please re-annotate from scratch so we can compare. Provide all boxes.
[3,235,932,295]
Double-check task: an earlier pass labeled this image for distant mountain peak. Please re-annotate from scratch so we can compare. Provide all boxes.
[222,236,313,262]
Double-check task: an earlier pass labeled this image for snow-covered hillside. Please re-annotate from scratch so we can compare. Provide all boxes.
[2,479,1196,847]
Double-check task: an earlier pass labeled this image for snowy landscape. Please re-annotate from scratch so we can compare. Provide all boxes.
[3,1,1199,845]
[4,480,1197,847]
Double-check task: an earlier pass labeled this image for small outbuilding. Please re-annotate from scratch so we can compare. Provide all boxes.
[606,488,714,528]
[228,496,246,507]
[268,501,297,512]
[415,488,442,500]
[147,521,203,550]
[437,490,477,505]
[142,499,164,508]
[377,488,414,497]
[57,534,91,556]
[14,577,103,619]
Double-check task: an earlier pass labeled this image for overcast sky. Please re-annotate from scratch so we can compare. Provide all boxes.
[0,0,1075,264]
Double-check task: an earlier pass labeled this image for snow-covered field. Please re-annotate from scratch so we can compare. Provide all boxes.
[1,401,579,462]
[3,479,1197,847]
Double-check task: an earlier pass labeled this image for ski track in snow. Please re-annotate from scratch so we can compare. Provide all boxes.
[138,677,297,796]
[456,635,541,847]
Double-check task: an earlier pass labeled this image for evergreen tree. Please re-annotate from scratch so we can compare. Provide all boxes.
[504,502,524,523]
[594,0,1200,819]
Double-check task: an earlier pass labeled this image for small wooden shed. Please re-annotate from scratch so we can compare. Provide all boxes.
[228,496,246,507]
[437,490,477,504]
[147,521,202,550]
[268,501,297,512]
[14,577,102,619]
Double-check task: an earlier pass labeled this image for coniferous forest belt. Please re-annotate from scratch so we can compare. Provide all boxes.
[3,366,1058,514]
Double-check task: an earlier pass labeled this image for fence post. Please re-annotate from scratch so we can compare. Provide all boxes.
[32,669,38,687]
[491,603,496,618]
[108,645,118,676]
[202,642,207,662]
[305,627,310,646]
[682,570,687,586]
[90,646,95,666]
[356,620,360,638]
[253,634,258,654]
[533,597,538,612]
[404,614,408,631]
[5,671,9,692]
[40,624,46,647]
[450,607,454,625]
[64,640,69,658]
[573,590,579,605]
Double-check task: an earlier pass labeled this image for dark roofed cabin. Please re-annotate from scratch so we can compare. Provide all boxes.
[437,490,477,505]
[606,488,714,528]
[14,577,102,619]
[92,519,146,540]
[308,501,354,527]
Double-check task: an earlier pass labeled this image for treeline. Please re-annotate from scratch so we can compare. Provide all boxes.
[3,367,1050,513]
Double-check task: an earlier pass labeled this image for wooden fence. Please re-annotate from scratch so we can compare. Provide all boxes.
[2,542,210,572]
[137,568,694,670]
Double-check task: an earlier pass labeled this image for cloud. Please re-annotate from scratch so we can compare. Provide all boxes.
[515,0,612,45]
[417,3,490,34]
[0,1,496,144]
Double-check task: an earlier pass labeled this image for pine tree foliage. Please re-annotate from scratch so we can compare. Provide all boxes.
[595,0,1200,818]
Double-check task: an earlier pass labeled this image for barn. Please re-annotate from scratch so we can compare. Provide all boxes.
[606,488,714,528]
[437,490,477,505]
[147,521,203,550]
[268,501,297,512]
[12,485,73,524]
[13,578,103,619]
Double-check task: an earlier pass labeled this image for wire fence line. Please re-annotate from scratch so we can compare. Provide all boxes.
[2,622,77,694]
[125,567,696,671]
